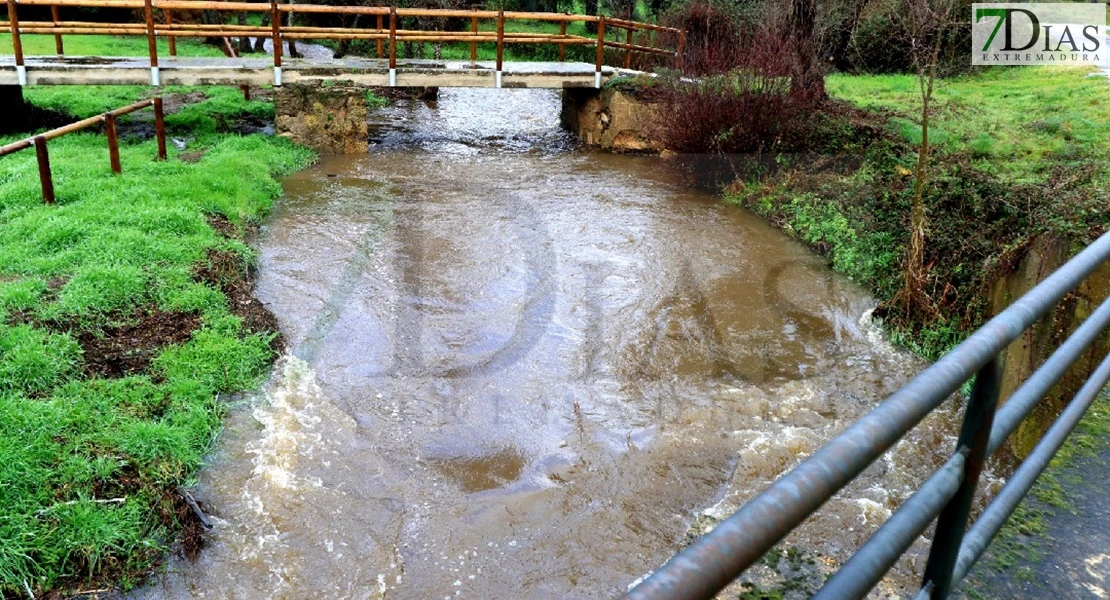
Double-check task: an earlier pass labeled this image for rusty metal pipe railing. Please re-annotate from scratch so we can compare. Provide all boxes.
[625,229,1110,600]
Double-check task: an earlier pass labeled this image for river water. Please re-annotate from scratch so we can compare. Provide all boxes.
[135,89,984,599]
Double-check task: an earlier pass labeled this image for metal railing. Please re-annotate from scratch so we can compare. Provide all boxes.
[0,98,167,203]
[626,230,1110,600]
[1,0,685,87]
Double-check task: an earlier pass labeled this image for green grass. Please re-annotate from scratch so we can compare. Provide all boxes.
[0,32,226,58]
[0,88,313,595]
[827,67,1110,185]
[25,84,274,127]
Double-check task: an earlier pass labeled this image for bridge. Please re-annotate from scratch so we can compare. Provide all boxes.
[0,0,683,88]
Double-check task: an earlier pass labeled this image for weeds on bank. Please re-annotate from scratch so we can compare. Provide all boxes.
[0,111,313,594]
[728,67,1110,360]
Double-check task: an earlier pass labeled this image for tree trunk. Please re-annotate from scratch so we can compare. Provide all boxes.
[202,10,223,46]
[585,0,599,34]
[254,12,270,53]
[789,0,825,100]
[904,91,930,318]
[238,11,253,53]
[831,0,869,72]
[333,14,361,58]
[286,0,299,58]
[901,28,945,320]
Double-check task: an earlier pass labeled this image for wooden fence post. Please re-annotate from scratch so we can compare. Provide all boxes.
[105,113,122,174]
[153,97,167,160]
[34,136,54,204]
[144,0,159,85]
[8,0,26,86]
[624,3,633,69]
[376,14,384,59]
[470,6,478,66]
[388,7,397,86]
[165,8,177,56]
[495,9,504,87]
[270,0,282,85]
[594,15,605,88]
[51,5,64,55]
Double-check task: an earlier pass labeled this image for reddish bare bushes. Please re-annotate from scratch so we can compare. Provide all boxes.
[652,3,815,154]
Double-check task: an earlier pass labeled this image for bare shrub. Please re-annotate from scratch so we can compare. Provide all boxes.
[652,3,813,155]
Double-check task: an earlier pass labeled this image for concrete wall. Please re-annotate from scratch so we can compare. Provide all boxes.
[560,87,664,153]
[990,234,1110,457]
[275,81,369,154]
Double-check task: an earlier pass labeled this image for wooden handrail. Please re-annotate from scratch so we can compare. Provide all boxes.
[4,0,687,83]
[50,5,63,54]
[603,16,680,34]
[13,21,591,40]
[0,99,166,203]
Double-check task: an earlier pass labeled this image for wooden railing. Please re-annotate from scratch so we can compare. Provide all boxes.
[1,0,685,87]
[0,98,166,203]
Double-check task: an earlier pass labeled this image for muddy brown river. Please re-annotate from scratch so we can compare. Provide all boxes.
[134,89,987,599]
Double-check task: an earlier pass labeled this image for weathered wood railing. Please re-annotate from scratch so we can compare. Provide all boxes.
[0,98,166,203]
[1,0,685,87]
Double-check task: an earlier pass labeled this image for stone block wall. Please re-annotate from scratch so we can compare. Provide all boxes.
[275,81,369,154]
[561,87,663,153]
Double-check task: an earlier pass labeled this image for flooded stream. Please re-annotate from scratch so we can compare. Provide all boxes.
[135,89,981,599]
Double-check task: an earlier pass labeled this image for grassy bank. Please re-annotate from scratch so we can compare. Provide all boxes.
[0,86,313,595]
[728,67,1110,359]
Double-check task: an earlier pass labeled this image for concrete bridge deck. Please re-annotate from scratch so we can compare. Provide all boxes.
[0,55,629,88]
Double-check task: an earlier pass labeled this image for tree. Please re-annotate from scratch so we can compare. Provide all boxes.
[829,0,871,72]
[584,0,599,33]
[789,0,825,99]
[894,0,958,319]
[238,11,253,54]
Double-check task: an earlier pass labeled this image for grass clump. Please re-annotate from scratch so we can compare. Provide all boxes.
[0,87,313,596]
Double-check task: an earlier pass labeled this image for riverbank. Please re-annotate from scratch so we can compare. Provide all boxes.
[0,84,313,595]
[727,66,1110,361]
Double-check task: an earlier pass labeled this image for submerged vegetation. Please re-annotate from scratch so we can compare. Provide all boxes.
[0,82,314,595]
